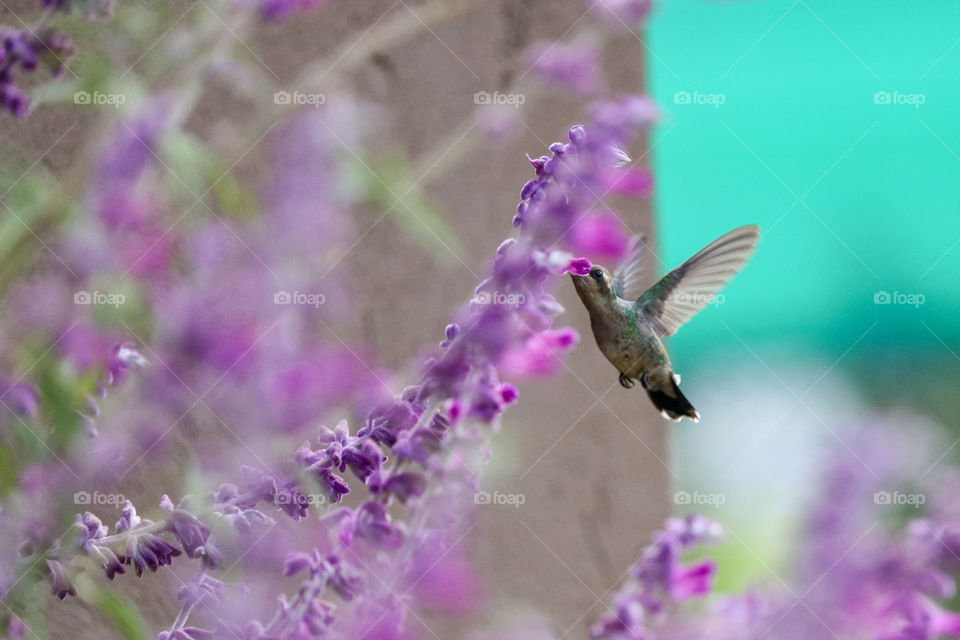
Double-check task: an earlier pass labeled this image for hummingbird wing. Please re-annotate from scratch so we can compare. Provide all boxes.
[612,234,649,300]
[637,225,759,337]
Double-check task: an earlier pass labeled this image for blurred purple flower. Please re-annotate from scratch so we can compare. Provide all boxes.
[258,0,328,21]
[589,0,652,24]
[1,25,75,118]
[570,210,633,261]
[592,515,722,639]
[526,40,602,95]
[46,559,76,599]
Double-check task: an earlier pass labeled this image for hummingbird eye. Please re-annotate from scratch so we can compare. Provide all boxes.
[590,268,604,281]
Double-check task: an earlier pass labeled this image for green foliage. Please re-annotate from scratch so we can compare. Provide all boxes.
[351,151,464,260]
[96,589,150,640]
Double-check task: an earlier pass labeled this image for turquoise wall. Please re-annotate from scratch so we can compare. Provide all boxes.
[647,0,960,374]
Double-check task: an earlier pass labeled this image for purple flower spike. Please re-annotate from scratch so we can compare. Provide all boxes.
[592,515,722,639]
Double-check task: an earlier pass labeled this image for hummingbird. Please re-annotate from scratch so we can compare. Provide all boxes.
[571,225,760,422]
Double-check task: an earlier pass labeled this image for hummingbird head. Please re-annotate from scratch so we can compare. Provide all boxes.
[570,265,616,308]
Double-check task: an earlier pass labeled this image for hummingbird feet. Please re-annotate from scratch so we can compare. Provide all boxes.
[619,372,636,389]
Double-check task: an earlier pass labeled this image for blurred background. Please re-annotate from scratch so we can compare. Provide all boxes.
[649,0,960,592]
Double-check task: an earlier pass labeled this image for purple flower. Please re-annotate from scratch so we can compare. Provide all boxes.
[241,466,310,521]
[526,40,602,95]
[77,512,125,579]
[258,0,327,21]
[0,379,38,418]
[392,426,444,466]
[283,551,363,601]
[562,256,593,276]
[501,328,580,378]
[0,26,75,118]
[115,500,146,532]
[370,470,427,504]
[46,559,77,599]
[124,532,181,577]
[166,509,212,560]
[323,501,404,551]
[358,399,418,447]
[570,211,633,261]
[176,573,223,608]
[341,439,385,483]
[592,515,722,639]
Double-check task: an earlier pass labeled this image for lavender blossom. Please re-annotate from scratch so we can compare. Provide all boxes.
[526,40,603,95]
[591,515,722,639]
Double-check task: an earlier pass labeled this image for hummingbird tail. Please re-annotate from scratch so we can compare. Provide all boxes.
[645,377,700,423]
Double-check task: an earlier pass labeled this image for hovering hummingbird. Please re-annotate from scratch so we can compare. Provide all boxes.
[571,225,760,422]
